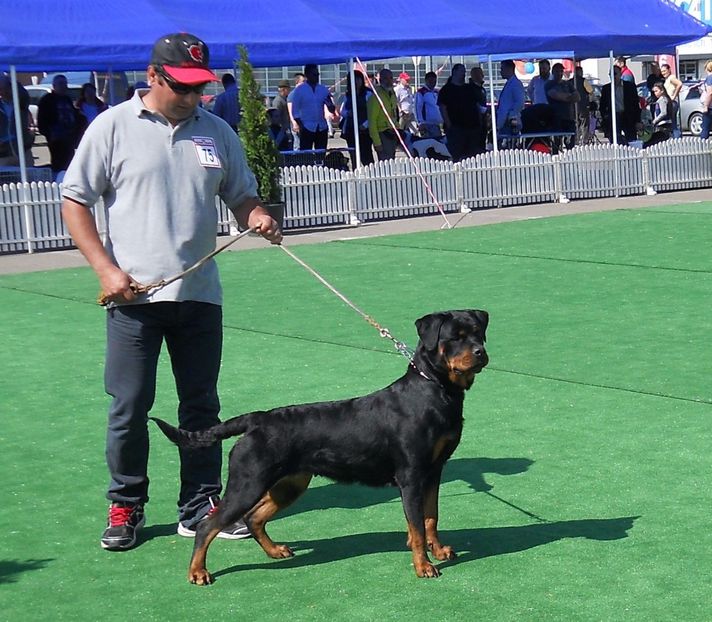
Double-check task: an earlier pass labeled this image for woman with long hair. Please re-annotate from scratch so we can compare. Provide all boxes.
[644,82,672,148]
[76,82,107,126]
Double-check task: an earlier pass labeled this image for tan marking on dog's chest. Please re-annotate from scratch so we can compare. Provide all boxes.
[432,436,454,462]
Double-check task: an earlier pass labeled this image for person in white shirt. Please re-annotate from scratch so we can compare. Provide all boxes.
[496,59,526,134]
[394,72,417,133]
[289,64,336,151]
[526,60,551,105]
[415,71,442,138]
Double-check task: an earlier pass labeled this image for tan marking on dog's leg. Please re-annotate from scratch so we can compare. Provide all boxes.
[188,526,222,585]
[423,484,456,561]
[406,522,440,578]
[246,473,312,559]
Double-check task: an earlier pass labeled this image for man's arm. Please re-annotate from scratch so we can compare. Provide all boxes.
[61,197,137,303]
[231,196,282,244]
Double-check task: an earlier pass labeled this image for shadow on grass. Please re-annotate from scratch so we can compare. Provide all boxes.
[139,457,539,545]
[0,558,54,584]
[211,516,639,579]
[279,457,535,517]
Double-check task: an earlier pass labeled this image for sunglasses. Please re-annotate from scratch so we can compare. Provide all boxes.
[157,68,207,95]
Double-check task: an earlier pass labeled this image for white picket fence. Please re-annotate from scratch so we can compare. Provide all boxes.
[2,138,712,254]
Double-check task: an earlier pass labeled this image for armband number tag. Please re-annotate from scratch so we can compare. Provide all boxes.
[193,136,222,168]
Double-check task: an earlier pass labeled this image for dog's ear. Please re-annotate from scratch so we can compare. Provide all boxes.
[467,309,489,340]
[415,311,450,350]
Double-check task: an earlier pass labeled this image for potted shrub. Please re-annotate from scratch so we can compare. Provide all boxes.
[237,45,284,228]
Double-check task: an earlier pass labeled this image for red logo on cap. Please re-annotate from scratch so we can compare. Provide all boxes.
[187,44,204,64]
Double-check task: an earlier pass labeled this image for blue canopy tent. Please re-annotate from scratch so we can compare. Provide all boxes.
[0,0,709,186]
[1,0,709,70]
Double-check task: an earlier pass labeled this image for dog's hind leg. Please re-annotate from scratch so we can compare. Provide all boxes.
[245,473,312,559]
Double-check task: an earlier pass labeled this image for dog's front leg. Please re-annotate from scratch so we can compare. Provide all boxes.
[400,483,440,578]
[423,476,456,561]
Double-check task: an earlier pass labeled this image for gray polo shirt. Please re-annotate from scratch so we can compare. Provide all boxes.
[62,89,258,306]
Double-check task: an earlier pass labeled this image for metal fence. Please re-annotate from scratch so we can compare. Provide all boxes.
[2,138,712,254]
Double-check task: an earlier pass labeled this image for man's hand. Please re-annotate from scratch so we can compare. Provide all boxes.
[248,212,283,244]
[97,265,141,305]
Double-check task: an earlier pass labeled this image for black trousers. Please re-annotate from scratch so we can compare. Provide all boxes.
[105,301,223,527]
[299,127,329,151]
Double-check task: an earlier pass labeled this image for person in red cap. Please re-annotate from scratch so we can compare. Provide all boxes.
[61,32,282,552]
[395,71,417,133]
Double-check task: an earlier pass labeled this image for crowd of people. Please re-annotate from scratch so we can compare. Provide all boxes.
[0,74,109,176]
[3,56,712,179]
[256,56,707,164]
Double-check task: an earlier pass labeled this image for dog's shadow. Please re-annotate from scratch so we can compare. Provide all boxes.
[213,516,639,578]
[279,456,535,516]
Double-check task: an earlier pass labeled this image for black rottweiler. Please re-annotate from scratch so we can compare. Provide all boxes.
[151,309,489,585]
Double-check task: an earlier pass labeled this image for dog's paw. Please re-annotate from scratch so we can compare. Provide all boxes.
[188,568,214,585]
[415,562,441,578]
[431,544,457,561]
[267,544,294,559]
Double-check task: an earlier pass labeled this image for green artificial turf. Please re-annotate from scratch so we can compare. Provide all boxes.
[1,203,710,621]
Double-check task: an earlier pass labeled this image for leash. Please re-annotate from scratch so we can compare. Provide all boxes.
[278,243,424,373]
[97,227,255,306]
[355,57,453,231]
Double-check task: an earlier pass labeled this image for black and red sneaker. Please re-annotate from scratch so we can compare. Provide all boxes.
[100,502,145,551]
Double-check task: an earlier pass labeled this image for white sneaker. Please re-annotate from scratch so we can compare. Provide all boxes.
[177,518,251,540]
[177,496,251,540]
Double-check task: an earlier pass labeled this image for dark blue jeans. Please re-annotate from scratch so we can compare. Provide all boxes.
[105,301,223,527]
[701,109,712,140]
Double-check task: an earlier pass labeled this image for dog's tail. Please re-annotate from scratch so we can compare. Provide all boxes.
[149,412,259,449]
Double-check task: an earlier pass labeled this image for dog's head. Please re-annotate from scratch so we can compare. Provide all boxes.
[414,309,489,390]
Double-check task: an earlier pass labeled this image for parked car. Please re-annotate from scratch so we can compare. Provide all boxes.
[637,80,705,135]
[26,83,83,135]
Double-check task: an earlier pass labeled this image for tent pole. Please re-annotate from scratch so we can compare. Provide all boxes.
[609,50,619,147]
[348,58,362,169]
[488,56,498,153]
[9,65,33,253]
[609,51,621,199]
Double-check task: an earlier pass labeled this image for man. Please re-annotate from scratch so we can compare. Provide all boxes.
[615,57,636,84]
[545,62,580,144]
[0,74,34,167]
[367,68,400,161]
[415,71,443,138]
[469,66,489,152]
[212,73,241,131]
[600,65,642,145]
[496,59,526,135]
[437,64,483,161]
[394,72,416,133]
[573,66,594,143]
[289,64,336,151]
[287,72,305,149]
[60,32,282,552]
[526,60,552,105]
[660,63,683,138]
[271,79,292,149]
[37,74,83,175]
